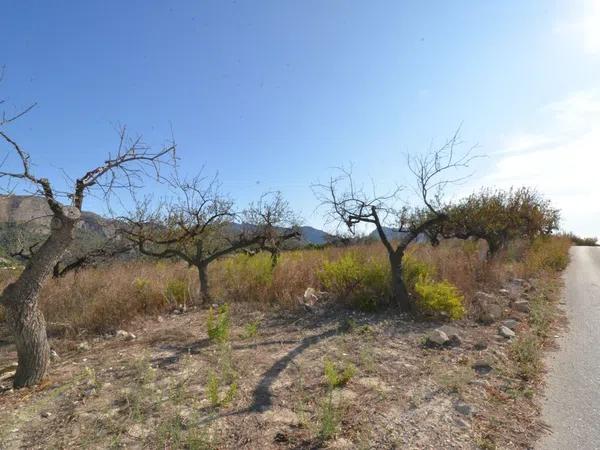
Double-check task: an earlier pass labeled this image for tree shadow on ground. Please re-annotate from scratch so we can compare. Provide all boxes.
[196,305,442,427]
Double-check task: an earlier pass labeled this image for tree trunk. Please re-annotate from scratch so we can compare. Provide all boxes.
[3,299,50,387]
[0,215,77,388]
[389,252,411,312]
[197,263,210,303]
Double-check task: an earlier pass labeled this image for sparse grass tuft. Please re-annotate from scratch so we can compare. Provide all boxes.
[510,334,543,381]
[240,319,260,340]
[436,366,474,393]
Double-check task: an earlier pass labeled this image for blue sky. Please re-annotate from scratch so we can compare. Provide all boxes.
[1,1,599,235]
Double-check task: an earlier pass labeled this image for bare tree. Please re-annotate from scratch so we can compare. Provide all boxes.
[122,176,298,300]
[0,126,175,388]
[242,192,300,268]
[314,131,473,311]
[10,236,133,278]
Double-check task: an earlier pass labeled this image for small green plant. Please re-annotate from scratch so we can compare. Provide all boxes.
[165,278,189,307]
[240,320,260,340]
[206,370,238,408]
[319,392,341,440]
[323,358,356,389]
[414,278,465,320]
[207,304,230,343]
[511,334,542,381]
[82,366,102,390]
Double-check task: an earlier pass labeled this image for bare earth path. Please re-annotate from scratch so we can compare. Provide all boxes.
[539,246,600,450]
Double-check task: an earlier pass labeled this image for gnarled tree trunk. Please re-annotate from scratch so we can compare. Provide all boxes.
[389,252,411,312]
[0,215,77,388]
[197,263,210,303]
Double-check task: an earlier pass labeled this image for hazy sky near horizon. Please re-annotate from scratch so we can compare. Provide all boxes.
[1,1,599,236]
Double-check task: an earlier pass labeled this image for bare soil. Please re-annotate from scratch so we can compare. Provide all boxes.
[0,282,559,449]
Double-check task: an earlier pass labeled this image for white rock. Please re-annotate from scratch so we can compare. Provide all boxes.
[498,325,516,338]
[426,329,449,346]
[501,319,519,330]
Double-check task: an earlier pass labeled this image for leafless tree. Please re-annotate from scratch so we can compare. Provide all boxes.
[314,130,474,311]
[122,175,298,300]
[0,123,175,388]
[10,236,133,278]
[242,191,300,268]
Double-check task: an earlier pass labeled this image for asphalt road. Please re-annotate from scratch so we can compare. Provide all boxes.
[538,246,600,450]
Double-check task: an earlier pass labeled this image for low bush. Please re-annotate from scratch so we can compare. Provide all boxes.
[318,252,390,310]
[564,233,598,246]
[402,251,465,319]
[524,236,570,275]
[222,253,273,301]
[414,278,465,320]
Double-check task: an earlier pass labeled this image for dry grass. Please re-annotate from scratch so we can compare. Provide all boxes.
[0,236,570,337]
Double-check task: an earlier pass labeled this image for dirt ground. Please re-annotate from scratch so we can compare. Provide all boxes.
[0,280,560,450]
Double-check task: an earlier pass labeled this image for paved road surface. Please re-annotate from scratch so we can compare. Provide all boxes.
[538,246,600,449]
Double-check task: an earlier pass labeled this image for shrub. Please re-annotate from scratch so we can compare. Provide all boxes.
[524,236,570,274]
[222,253,273,301]
[510,334,542,381]
[414,278,465,320]
[323,358,356,389]
[564,233,598,246]
[164,278,190,307]
[401,252,465,319]
[402,253,433,289]
[207,304,230,343]
[318,252,390,310]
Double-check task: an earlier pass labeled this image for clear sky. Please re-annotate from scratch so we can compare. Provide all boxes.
[1,1,599,235]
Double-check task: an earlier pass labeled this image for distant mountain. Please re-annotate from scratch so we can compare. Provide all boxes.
[0,195,117,257]
[298,226,331,245]
[0,195,115,237]
[0,196,333,250]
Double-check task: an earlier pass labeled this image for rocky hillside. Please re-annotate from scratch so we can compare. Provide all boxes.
[0,195,115,237]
